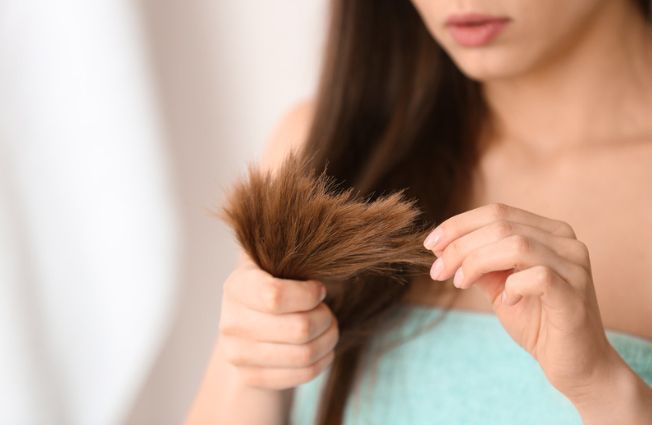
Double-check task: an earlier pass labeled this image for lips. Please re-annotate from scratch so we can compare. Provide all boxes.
[445,13,511,47]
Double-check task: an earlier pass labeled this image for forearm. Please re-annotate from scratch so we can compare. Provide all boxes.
[184,343,292,425]
[570,350,652,425]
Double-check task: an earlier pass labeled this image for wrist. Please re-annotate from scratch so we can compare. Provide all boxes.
[569,348,652,424]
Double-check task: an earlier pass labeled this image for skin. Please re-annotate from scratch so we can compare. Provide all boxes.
[183,103,336,425]
[217,253,337,389]
[421,204,652,423]
[187,1,652,424]
[408,0,652,423]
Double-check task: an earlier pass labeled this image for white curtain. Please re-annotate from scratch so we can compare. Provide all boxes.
[0,1,179,424]
[0,1,325,424]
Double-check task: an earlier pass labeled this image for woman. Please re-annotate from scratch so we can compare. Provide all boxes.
[187,0,652,424]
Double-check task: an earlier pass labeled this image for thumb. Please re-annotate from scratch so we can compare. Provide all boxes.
[473,270,513,308]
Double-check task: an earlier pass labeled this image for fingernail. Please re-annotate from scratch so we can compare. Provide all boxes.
[453,268,464,288]
[424,228,442,250]
[430,258,444,280]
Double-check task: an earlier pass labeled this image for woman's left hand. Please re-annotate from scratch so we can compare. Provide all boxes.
[423,202,624,402]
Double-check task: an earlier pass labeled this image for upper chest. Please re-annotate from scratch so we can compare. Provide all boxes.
[468,140,652,257]
[447,141,652,339]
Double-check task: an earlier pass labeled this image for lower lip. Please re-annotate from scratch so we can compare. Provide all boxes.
[447,19,510,47]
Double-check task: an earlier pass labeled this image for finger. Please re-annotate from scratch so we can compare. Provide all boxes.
[501,265,576,311]
[224,266,326,314]
[220,302,335,344]
[424,202,576,252]
[472,270,513,307]
[430,220,590,281]
[452,234,586,290]
[222,318,338,368]
[237,351,335,390]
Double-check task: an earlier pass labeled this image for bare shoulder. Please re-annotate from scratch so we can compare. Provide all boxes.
[260,99,316,174]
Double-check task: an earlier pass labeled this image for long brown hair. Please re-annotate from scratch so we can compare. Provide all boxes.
[299,1,652,424]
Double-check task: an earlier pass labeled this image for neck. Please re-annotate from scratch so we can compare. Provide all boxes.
[481,1,652,157]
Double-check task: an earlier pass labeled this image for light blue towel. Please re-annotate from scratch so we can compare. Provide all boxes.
[291,304,652,424]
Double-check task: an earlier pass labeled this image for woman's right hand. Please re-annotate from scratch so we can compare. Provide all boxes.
[216,253,339,390]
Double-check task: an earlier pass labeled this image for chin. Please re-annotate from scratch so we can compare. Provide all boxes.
[444,46,538,82]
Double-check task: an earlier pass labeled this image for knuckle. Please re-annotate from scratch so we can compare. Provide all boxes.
[556,220,576,238]
[319,301,332,316]
[535,266,555,291]
[323,352,335,370]
[488,202,509,220]
[573,275,588,292]
[574,240,591,263]
[326,303,338,320]
[313,302,329,321]
[323,325,339,352]
[262,279,284,312]
[571,264,590,289]
[493,220,513,238]
[510,234,530,254]
[308,280,325,301]
[295,344,318,366]
[322,312,339,341]
[293,350,335,384]
[290,314,313,343]
[324,307,339,334]
[332,321,340,342]
[436,224,449,239]
[299,362,323,382]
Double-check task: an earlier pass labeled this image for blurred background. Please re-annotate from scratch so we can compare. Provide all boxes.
[0,1,326,424]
